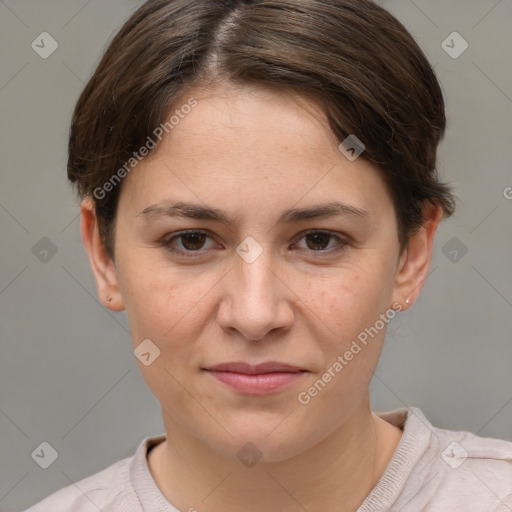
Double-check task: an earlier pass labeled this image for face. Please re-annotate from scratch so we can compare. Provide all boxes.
[86,83,429,463]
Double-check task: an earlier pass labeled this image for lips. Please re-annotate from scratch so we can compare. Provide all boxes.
[203,361,307,395]
[204,361,306,374]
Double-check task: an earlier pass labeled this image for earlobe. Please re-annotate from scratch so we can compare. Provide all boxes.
[391,202,444,311]
[80,197,125,311]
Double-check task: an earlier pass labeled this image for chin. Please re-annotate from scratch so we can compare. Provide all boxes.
[200,417,315,465]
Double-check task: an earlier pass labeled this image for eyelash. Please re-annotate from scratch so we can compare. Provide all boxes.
[159,229,349,258]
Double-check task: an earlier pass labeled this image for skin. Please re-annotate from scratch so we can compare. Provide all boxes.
[81,82,443,512]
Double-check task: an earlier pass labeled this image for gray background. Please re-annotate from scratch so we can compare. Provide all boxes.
[0,0,511,510]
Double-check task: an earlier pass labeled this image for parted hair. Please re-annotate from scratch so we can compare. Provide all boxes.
[68,0,457,260]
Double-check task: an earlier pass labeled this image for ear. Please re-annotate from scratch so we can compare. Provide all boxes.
[80,197,125,311]
[391,201,444,310]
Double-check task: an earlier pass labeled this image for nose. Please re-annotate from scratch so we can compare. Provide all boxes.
[217,249,295,341]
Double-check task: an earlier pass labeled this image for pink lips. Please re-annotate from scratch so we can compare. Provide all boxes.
[203,361,307,395]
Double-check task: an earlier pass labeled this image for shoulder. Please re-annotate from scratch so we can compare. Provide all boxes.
[396,407,512,511]
[23,452,138,512]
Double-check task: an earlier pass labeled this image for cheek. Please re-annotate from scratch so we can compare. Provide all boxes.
[296,262,394,399]
[119,254,218,350]
[121,263,215,408]
[300,264,386,337]
[295,271,389,414]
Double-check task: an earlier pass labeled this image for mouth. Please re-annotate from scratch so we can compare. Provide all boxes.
[202,361,308,395]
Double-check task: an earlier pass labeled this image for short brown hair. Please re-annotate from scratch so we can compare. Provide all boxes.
[68,0,457,260]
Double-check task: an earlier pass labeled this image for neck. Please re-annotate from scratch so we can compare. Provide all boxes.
[149,394,402,512]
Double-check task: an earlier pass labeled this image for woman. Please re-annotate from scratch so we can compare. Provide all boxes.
[25,0,512,510]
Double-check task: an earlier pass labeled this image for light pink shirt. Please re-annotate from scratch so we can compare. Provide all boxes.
[24,407,512,511]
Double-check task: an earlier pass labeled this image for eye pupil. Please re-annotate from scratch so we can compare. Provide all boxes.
[166,230,343,257]
[306,232,330,251]
[182,233,206,250]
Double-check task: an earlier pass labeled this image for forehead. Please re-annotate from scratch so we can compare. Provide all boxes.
[165,85,338,162]
[118,84,393,222]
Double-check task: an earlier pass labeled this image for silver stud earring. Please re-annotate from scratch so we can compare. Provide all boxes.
[106,295,112,302]
[405,297,410,304]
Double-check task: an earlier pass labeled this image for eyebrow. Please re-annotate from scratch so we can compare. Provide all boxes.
[137,201,370,225]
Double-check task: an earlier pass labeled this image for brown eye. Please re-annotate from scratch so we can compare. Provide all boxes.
[294,230,348,256]
[162,230,216,256]
[304,232,331,251]
[179,232,208,251]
